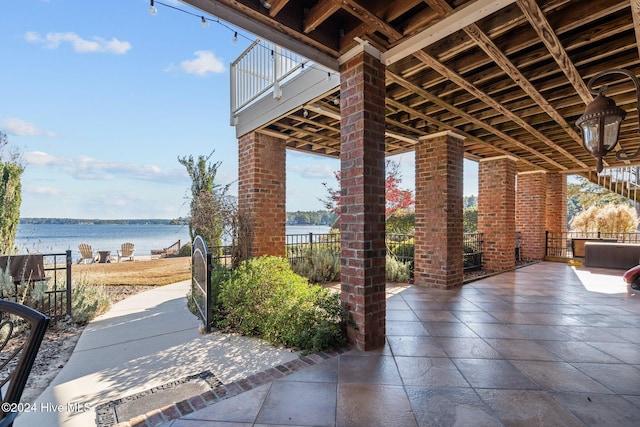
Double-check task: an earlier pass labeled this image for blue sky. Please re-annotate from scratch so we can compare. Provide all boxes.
[1,0,478,219]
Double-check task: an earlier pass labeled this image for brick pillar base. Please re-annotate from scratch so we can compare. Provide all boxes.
[516,172,546,260]
[339,46,386,351]
[414,131,464,289]
[238,132,286,258]
[479,156,516,271]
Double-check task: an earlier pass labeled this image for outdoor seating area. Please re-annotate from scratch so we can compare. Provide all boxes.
[78,243,138,263]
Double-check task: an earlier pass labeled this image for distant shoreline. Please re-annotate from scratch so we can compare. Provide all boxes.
[20,218,188,225]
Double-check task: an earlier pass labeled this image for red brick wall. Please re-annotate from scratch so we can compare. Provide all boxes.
[516,172,547,260]
[546,172,567,233]
[339,48,386,351]
[478,157,516,271]
[237,132,286,258]
[414,132,464,289]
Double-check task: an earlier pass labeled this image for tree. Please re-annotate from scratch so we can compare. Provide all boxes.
[569,204,639,233]
[321,160,415,231]
[0,131,24,254]
[567,175,632,224]
[463,205,478,233]
[178,151,232,247]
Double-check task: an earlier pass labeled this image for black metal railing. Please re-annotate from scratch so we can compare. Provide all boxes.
[463,233,483,271]
[0,250,72,323]
[285,232,484,272]
[387,234,415,265]
[546,231,640,258]
[191,236,212,333]
[286,232,340,263]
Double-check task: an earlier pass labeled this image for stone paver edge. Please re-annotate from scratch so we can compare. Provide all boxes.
[113,347,348,427]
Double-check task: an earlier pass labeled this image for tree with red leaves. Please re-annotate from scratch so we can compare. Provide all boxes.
[321,159,415,220]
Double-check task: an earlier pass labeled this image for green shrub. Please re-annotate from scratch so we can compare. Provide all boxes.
[386,255,410,283]
[71,281,111,324]
[178,242,192,257]
[216,256,346,352]
[290,248,340,283]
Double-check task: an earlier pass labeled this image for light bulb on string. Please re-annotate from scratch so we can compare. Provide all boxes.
[303,109,309,118]
[232,32,238,45]
[148,0,158,16]
[270,50,275,62]
[201,16,209,28]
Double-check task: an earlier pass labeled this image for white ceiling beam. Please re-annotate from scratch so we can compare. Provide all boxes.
[380,0,518,66]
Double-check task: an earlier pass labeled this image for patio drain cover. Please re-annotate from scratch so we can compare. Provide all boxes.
[95,370,222,426]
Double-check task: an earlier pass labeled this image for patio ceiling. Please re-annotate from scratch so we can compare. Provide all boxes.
[182,0,640,175]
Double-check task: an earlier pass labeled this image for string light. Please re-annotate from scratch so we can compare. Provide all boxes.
[148,0,158,16]
[146,1,337,81]
[303,109,309,118]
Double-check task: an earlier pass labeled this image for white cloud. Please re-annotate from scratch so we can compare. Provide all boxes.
[289,163,335,180]
[25,31,131,54]
[165,50,225,76]
[2,118,56,137]
[23,151,187,183]
[27,186,61,196]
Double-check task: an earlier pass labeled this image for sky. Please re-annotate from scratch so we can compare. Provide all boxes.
[1,0,478,219]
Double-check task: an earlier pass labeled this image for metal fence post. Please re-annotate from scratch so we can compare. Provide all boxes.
[205,251,212,333]
[66,250,72,318]
[545,230,549,257]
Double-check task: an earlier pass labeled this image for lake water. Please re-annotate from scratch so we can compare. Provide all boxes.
[14,223,331,261]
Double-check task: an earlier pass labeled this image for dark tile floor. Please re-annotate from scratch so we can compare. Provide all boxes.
[162,262,640,426]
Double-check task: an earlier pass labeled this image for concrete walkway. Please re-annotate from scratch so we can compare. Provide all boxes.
[16,280,300,427]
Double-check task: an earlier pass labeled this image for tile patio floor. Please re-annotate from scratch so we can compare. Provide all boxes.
[160,262,640,426]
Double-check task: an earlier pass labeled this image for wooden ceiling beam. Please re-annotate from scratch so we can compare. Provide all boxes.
[334,0,403,42]
[382,0,518,65]
[516,0,592,104]
[633,0,640,59]
[424,0,584,148]
[268,0,289,17]
[304,1,340,33]
[413,50,588,169]
[386,98,544,170]
[387,71,567,169]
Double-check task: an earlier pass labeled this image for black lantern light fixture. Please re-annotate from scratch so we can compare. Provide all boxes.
[576,68,640,173]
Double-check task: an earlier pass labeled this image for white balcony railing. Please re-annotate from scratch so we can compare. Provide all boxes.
[596,166,640,200]
[230,39,310,125]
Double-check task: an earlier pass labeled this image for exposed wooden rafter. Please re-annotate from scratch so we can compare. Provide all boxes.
[181,0,640,176]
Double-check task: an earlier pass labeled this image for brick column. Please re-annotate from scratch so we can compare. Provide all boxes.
[414,131,465,289]
[546,172,567,234]
[237,131,286,258]
[339,45,386,351]
[516,171,546,260]
[478,156,517,271]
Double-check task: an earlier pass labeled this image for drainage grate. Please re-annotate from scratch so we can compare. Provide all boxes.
[96,371,222,427]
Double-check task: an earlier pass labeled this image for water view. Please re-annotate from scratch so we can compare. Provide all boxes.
[14,223,331,261]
